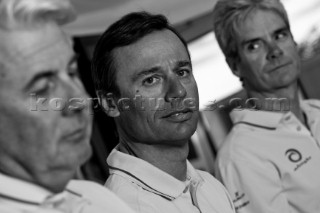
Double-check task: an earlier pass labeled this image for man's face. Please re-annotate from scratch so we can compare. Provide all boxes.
[110,29,199,146]
[230,9,301,93]
[0,23,92,192]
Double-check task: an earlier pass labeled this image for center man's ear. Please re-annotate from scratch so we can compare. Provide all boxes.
[96,90,120,117]
[226,57,241,78]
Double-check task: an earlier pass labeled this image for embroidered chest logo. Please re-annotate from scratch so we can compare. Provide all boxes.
[285,149,302,162]
[285,148,312,171]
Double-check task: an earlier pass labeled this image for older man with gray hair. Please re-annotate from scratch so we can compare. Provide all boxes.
[212,0,320,213]
[0,0,134,212]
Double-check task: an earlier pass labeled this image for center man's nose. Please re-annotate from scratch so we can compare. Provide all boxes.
[164,77,187,103]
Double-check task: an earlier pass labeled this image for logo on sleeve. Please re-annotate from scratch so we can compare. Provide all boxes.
[285,148,311,171]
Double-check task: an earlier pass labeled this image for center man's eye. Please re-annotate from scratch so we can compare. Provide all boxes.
[142,76,160,86]
[177,69,190,77]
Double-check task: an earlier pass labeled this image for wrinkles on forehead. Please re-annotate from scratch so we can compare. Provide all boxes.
[0,23,74,96]
[0,25,72,80]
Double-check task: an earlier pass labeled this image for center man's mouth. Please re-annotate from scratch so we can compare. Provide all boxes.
[162,108,193,122]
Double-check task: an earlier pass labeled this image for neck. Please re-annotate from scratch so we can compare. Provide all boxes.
[119,140,189,181]
[247,83,305,123]
[0,155,68,193]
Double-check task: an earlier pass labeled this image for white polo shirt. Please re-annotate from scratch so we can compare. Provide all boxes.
[105,147,235,213]
[0,172,135,213]
[215,99,320,213]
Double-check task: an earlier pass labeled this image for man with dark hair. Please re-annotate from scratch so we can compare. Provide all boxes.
[92,11,235,213]
[212,0,320,212]
[0,0,135,212]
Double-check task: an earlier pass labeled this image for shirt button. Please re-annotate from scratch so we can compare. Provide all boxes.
[297,126,301,131]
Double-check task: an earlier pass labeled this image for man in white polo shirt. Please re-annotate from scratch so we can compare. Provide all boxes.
[91,11,235,213]
[0,0,134,212]
[212,0,320,212]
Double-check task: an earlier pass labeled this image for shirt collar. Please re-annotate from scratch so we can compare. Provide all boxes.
[0,172,58,209]
[230,100,319,129]
[230,109,286,129]
[300,99,320,114]
[107,146,203,200]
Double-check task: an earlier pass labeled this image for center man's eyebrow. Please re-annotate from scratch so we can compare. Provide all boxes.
[175,60,192,70]
[172,60,192,74]
[132,60,192,82]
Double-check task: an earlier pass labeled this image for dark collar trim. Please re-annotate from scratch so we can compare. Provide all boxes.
[108,165,175,201]
[309,103,320,110]
[234,121,276,130]
[0,193,41,206]
[140,187,172,201]
[65,189,82,198]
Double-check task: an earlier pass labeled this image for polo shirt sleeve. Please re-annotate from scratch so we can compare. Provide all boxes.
[216,158,291,213]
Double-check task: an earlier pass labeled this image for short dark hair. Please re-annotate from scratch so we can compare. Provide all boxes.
[91,11,190,97]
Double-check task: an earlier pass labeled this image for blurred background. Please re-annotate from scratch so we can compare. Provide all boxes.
[63,0,320,183]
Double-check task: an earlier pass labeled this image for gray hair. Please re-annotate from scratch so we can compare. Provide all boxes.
[212,0,290,61]
[0,0,75,30]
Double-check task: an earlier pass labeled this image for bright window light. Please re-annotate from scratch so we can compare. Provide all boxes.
[188,33,242,110]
